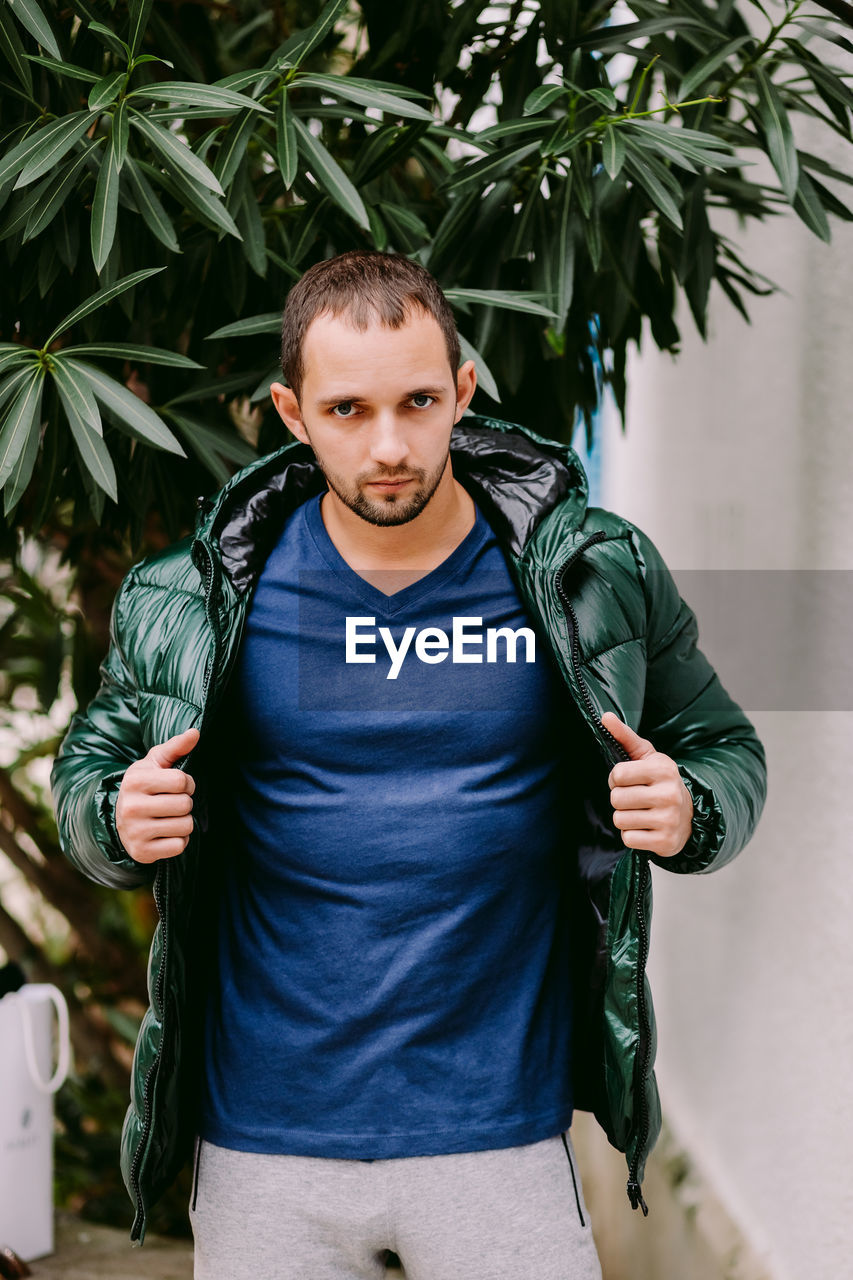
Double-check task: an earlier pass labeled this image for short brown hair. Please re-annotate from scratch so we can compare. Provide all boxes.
[280,250,461,402]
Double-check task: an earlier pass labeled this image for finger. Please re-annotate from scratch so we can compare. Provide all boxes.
[618,830,676,855]
[609,783,667,810]
[601,712,655,763]
[132,769,196,795]
[132,793,194,817]
[147,815,195,839]
[607,759,664,789]
[146,727,200,769]
[611,810,662,831]
[134,837,190,863]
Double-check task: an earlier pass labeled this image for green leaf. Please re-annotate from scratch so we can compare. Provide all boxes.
[0,368,44,489]
[792,167,831,242]
[798,149,853,189]
[477,119,545,145]
[205,313,280,340]
[276,0,349,73]
[375,200,428,251]
[9,113,94,189]
[0,174,52,240]
[112,100,129,169]
[86,20,130,59]
[0,364,37,414]
[89,70,125,112]
[624,122,742,171]
[586,87,617,110]
[522,84,566,116]
[276,90,298,189]
[236,181,266,276]
[127,82,271,114]
[753,68,798,203]
[91,127,121,272]
[22,54,98,83]
[367,204,387,251]
[130,111,225,195]
[442,141,540,193]
[554,175,575,333]
[442,289,557,318]
[22,146,92,241]
[128,0,153,59]
[677,36,752,100]
[213,109,256,187]
[52,360,118,501]
[133,53,175,69]
[213,68,276,94]
[165,367,269,407]
[7,0,61,61]
[0,346,37,377]
[294,73,433,122]
[168,411,256,485]
[573,15,706,50]
[291,114,369,230]
[623,148,684,231]
[458,333,499,403]
[249,365,283,403]
[156,158,242,240]
[43,266,164,348]
[3,383,41,516]
[796,19,853,58]
[0,5,33,93]
[68,359,186,455]
[62,344,202,368]
[48,355,101,431]
[602,125,626,180]
[123,157,180,252]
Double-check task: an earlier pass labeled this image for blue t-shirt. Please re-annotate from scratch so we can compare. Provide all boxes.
[199,494,576,1157]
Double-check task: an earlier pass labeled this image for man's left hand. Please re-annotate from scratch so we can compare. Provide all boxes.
[600,711,694,858]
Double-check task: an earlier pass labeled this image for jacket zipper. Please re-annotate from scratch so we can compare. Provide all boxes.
[554,529,651,1216]
[128,862,168,1241]
[129,535,221,1242]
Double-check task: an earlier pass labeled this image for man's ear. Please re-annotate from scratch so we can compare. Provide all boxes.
[454,359,478,421]
[270,381,309,445]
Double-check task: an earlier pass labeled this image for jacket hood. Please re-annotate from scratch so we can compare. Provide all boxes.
[196,414,589,594]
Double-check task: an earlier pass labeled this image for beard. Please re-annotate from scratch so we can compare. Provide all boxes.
[312,450,451,527]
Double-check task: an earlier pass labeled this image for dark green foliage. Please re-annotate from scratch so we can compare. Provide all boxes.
[0,0,850,544]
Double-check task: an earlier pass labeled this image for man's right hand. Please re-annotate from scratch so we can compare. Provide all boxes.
[115,727,200,864]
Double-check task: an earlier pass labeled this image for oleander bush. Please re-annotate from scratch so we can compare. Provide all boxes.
[0,0,851,1232]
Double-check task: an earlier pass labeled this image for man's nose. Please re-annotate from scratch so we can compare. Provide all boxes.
[368,414,409,468]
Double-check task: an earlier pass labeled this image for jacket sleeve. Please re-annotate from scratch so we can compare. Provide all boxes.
[49,570,155,892]
[630,524,768,875]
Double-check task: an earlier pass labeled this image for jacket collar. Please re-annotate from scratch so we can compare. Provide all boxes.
[197,414,589,594]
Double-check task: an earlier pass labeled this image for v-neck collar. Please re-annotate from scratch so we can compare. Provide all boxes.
[303,493,490,617]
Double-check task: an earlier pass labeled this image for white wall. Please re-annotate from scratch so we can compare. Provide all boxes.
[598,125,853,1280]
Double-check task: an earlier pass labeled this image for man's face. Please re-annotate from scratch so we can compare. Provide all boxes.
[270,308,476,527]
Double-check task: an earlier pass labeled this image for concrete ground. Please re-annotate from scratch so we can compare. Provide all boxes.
[16,1212,407,1279]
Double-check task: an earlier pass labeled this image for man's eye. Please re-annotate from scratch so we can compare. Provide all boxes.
[410,394,435,409]
[331,402,357,417]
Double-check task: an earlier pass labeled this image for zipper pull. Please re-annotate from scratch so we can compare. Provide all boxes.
[626,1179,649,1215]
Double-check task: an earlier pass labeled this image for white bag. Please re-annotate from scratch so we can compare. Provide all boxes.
[0,983,71,1261]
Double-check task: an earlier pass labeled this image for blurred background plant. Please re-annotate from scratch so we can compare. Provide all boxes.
[0,0,851,1236]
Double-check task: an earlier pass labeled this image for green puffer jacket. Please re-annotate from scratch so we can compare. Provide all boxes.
[50,415,767,1244]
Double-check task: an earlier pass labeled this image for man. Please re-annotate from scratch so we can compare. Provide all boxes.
[50,250,767,1279]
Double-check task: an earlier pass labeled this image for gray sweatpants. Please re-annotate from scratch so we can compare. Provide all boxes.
[189,1130,603,1279]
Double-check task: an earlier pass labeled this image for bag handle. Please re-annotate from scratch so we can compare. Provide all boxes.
[19,984,70,1094]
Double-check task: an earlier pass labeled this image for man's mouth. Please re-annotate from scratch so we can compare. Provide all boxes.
[366,478,414,490]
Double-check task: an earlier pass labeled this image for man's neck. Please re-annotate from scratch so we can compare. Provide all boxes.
[319,471,476,594]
